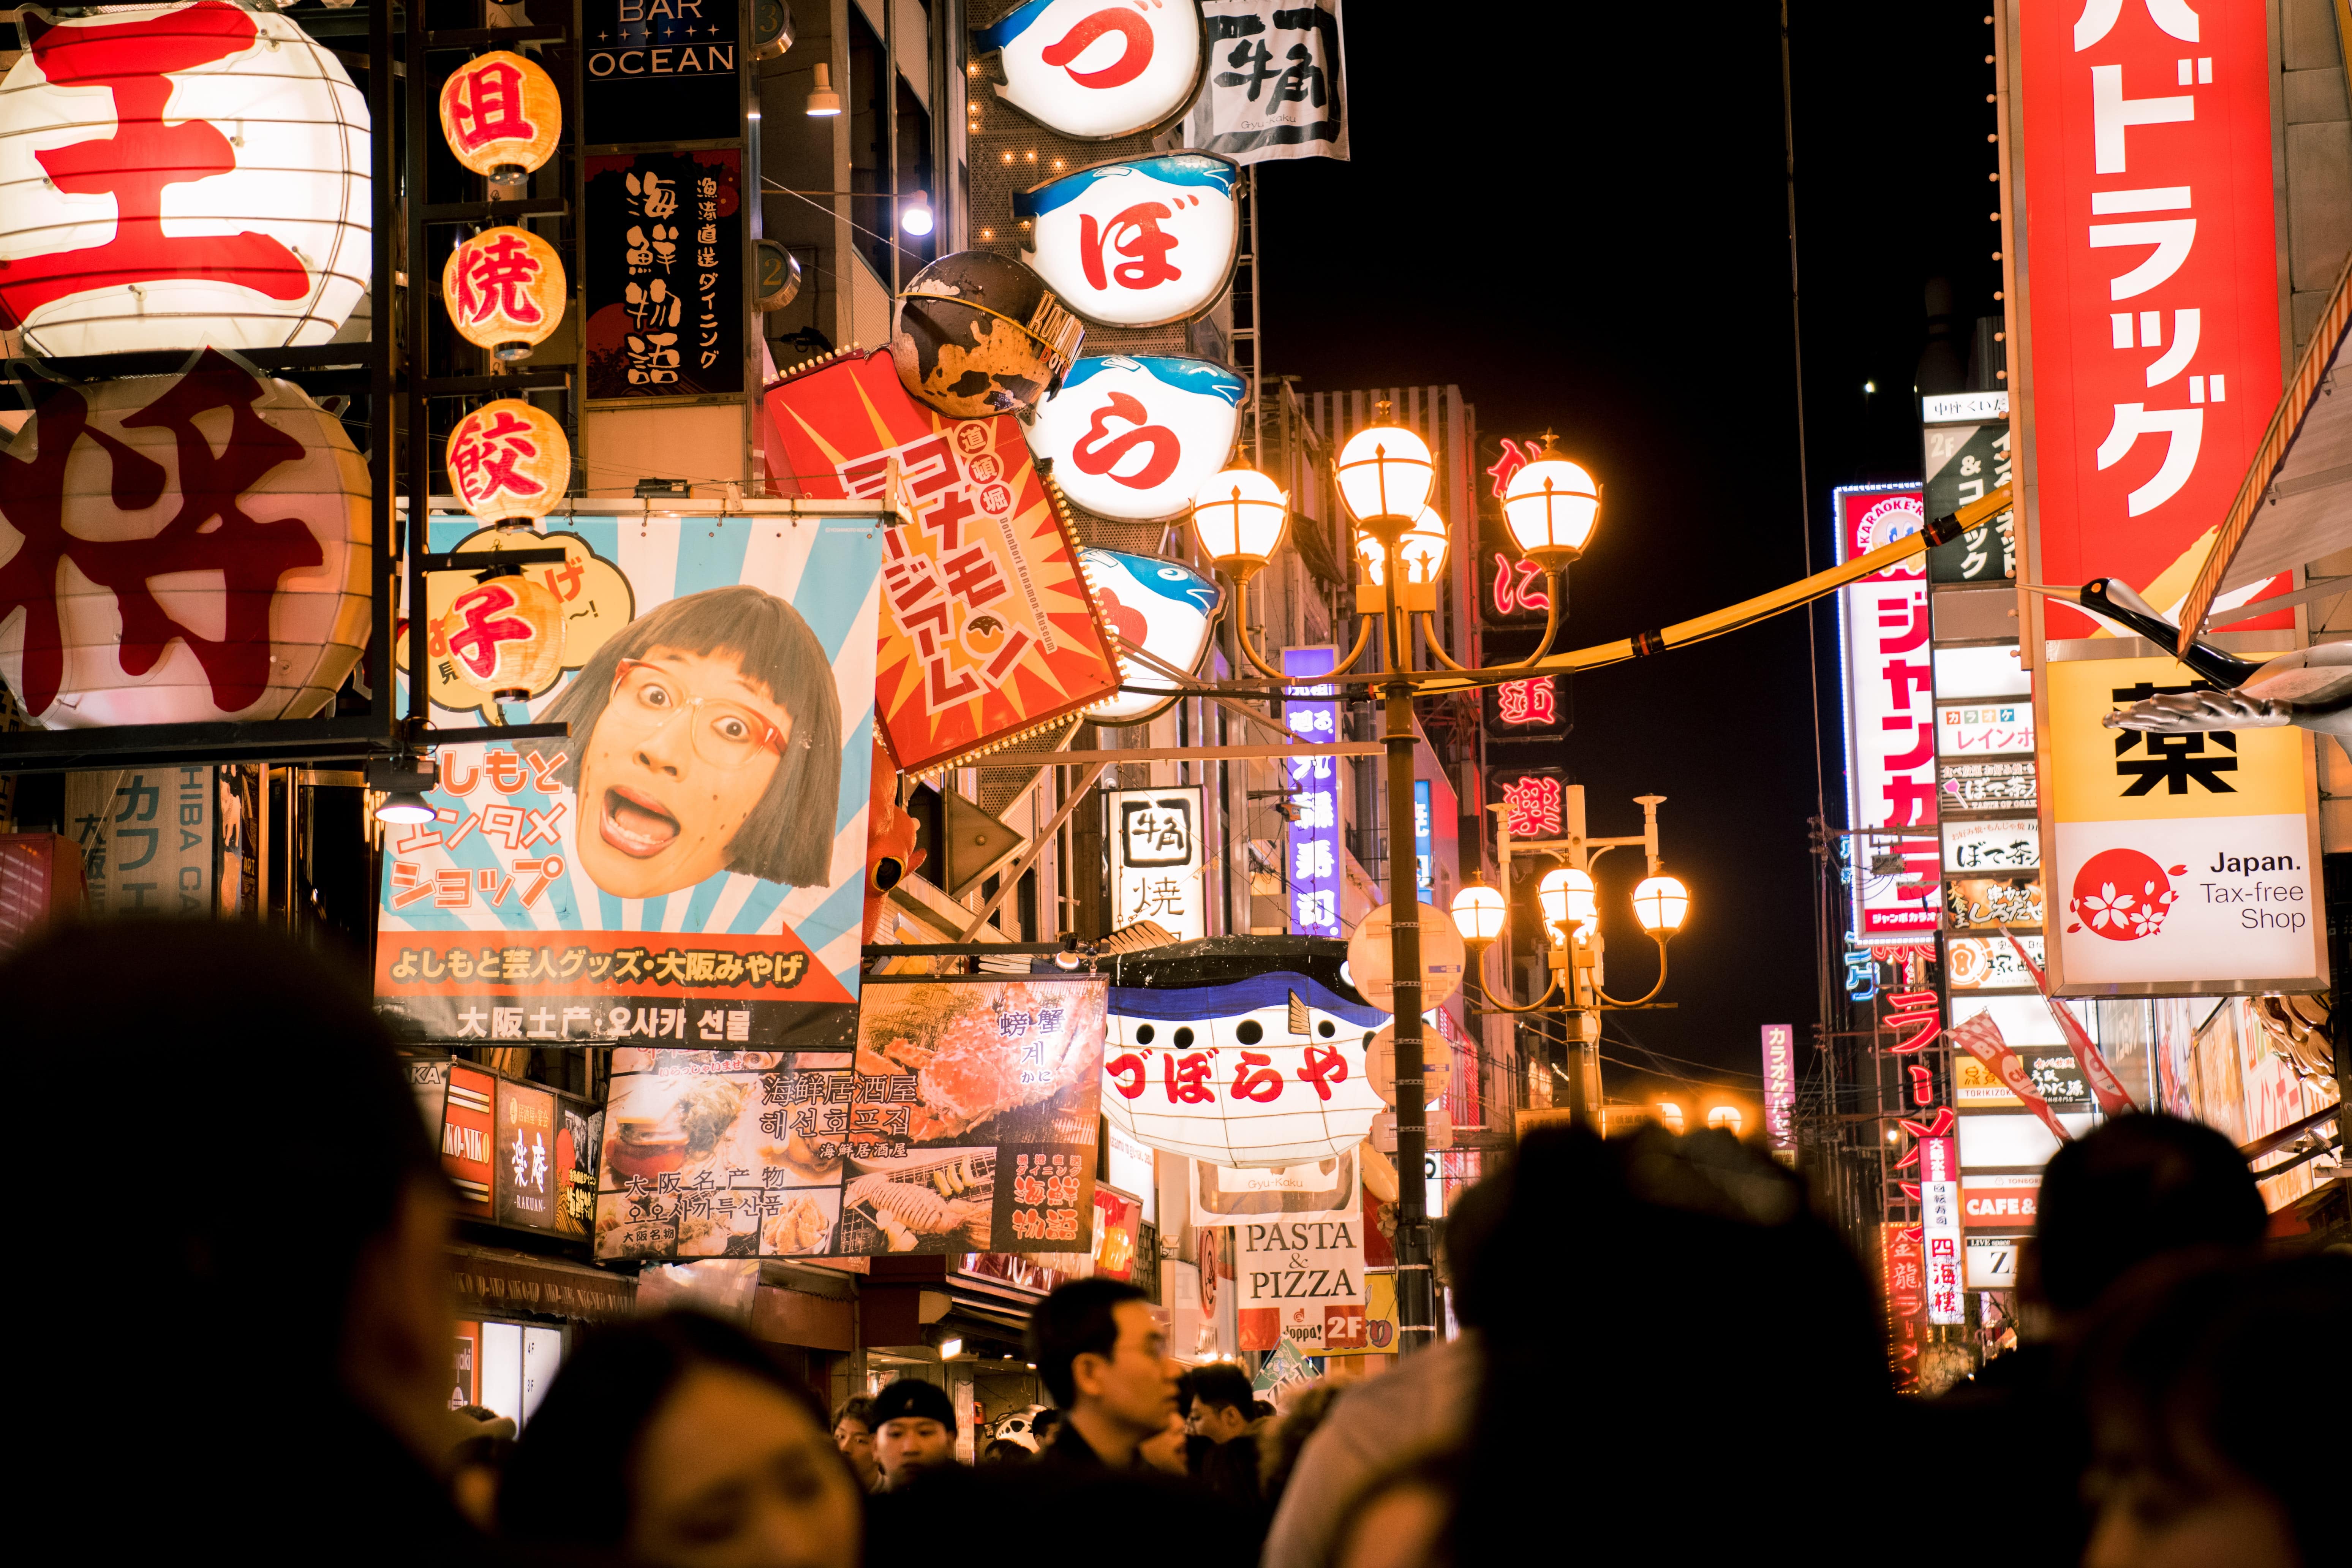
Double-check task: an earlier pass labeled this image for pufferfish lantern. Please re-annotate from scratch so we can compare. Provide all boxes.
[1078,547,1222,725]
[889,250,1085,419]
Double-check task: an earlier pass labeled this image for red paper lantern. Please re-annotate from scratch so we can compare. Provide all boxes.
[446,398,570,524]
[439,50,562,179]
[442,224,566,361]
[435,568,566,702]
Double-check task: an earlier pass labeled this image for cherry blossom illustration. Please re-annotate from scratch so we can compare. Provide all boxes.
[2067,848,2188,942]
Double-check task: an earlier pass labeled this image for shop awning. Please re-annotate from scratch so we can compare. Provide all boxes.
[448,1244,637,1323]
[2177,253,2352,650]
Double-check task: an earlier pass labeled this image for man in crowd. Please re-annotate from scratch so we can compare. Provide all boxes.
[1186,1361,1267,1516]
[871,1378,959,1490]
[1028,1278,1181,1468]
[832,1394,881,1491]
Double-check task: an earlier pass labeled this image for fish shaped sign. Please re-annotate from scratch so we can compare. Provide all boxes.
[972,0,1206,140]
[1028,354,1243,521]
[1015,153,1239,329]
[1078,546,1223,724]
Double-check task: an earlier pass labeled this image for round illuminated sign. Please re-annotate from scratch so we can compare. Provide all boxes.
[441,224,567,360]
[438,50,563,179]
[1015,153,1239,328]
[0,2,372,357]
[446,398,571,525]
[1078,547,1222,726]
[1028,355,1243,521]
[435,570,567,702]
[973,0,1207,140]
[1347,902,1467,1013]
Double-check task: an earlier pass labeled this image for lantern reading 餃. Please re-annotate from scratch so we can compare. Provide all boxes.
[447,399,571,525]
[439,50,562,179]
[434,567,566,702]
[442,224,566,360]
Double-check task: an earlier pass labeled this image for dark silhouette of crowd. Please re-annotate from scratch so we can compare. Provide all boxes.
[14,919,2339,1568]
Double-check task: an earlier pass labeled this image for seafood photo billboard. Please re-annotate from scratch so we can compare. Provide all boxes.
[593,974,1106,1260]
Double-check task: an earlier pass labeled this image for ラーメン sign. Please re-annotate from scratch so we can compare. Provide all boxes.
[0,2,371,357]
[1027,357,1246,522]
[1015,154,1240,328]
[972,0,1208,141]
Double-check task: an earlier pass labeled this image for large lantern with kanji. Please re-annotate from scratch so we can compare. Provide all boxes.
[439,50,562,180]
[446,399,571,524]
[0,1,373,358]
[432,566,566,703]
[442,225,566,360]
[0,350,371,729]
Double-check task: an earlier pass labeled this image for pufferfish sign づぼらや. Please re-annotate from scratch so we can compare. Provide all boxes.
[1027,355,1244,522]
[971,0,1207,141]
[1077,547,1222,725]
[1015,153,1239,329]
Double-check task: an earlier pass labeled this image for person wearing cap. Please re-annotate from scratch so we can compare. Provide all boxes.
[870,1378,959,1490]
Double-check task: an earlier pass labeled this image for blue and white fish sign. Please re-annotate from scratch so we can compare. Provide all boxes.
[1015,153,1239,328]
[972,0,1207,141]
[1030,354,1242,521]
[1078,545,1223,724]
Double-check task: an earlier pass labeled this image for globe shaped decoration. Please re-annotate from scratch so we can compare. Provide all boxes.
[442,224,567,361]
[446,398,571,525]
[0,351,370,729]
[0,2,372,358]
[438,50,563,180]
[889,250,1085,418]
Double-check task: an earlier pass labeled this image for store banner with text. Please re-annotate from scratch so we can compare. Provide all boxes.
[375,513,883,1049]
[592,975,1106,1260]
[1835,484,1939,943]
[586,149,744,400]
[1232,1212,1368,1355]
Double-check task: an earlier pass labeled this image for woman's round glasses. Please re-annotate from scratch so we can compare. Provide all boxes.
[608,659,786,769]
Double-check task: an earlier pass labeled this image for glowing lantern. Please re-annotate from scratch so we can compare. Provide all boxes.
[441,224,566,360]
[0,1,372,359]
[433,567,566,702]
[446,399,571,524]
[438,50,562,179]
[0,350,370,729]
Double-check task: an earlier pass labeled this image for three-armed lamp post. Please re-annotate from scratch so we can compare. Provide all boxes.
[1187,406,1604,1355]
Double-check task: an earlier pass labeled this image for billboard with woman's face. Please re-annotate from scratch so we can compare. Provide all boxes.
[375,511,885,1051]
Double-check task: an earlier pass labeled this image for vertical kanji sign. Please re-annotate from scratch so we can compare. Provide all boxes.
[1835,484,1940,944]
[1108,785,1207,940]
[1281,646,1342,937]
[586,150,744,400]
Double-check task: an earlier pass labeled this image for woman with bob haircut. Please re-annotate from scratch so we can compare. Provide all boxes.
[544,585,844,901]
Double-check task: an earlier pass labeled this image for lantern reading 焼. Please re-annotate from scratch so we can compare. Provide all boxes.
[0,1,373,359]
[0,350,371,729]
[439,50,562,180]
[446,399,571,524]
[442,224,566,360]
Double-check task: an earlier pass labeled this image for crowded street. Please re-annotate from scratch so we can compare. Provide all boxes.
[0,2,2345,1565]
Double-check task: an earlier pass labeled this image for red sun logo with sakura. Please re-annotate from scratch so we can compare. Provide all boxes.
[2067,849,2188,941]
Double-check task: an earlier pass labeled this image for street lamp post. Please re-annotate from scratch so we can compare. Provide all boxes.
[1187,404,1597,1354]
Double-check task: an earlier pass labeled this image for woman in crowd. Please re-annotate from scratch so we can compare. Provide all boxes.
[500,1313,861,1568]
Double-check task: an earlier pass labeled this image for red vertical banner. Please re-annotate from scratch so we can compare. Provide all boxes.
[1881,1223,1926,1391]
[2016,0,2284,630]
[442,1066,496,1219]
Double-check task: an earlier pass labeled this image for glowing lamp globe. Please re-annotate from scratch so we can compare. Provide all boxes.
[1333,414,1434,525]
[434,569,566,702]
[441,224,566,361]
[1707,1105,1744,1135]
[1538,867,1597,929]
[1451,884,1506,945]
[1189,468,1288,573]
[0,3,371,358]
[439,50,563,180]
[1502,441,1602,571]
[0,351,371,729]
[1656,1102,1687,1134]
[446,399,571,525]
[1632,874,1691,934]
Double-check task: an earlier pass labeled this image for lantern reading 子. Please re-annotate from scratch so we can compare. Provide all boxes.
[0,350,370,729]
[441,224,566,360]
[433,568,565,702]
[446,399,571,524]
[439,50,562,179]
[0,1,372,359]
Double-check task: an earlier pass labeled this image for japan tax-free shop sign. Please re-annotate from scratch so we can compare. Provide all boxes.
[373,512,885,1050]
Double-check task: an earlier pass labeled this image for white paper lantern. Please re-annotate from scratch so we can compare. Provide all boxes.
[0,2,372,358]
[1027,355,1244,522]
[1016,154,1239,329]
[0,351,371,729]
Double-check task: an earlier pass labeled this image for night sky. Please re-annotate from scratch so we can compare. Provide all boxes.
[1257,4,2003,1094]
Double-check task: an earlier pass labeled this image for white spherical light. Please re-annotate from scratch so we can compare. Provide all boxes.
[1334,417,1434,524]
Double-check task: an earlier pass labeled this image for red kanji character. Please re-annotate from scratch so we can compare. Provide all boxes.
[1230,1051,1283,1103]
[444,57,534,153]
[1495,678,1556,726]
[447,409,545,509]
[1297,1043,1348,1101]
[1071,393,1180,490]
[451,231,546,328]
[0,3,308,327]
[1162,1052,1214,1105]
[1500,775,1564,838]
[1106,1052,1147,1099]
[446,586,536,681]
[1078,202,1182,291]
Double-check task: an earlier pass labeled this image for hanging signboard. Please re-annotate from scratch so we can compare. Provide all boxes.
[1921,1133,1963,1326]
[1944,933,2044,991]
[1014,153,1241,329]
[1938,701,2034,760]
[2044,655,2323,991]
[1185,0,1349,165]
[443,1064,498,1219]
[62,766,215,917]
[587,149,744,400]
[581,0,743,146]
[1922,408,2014,585]
[495,1078,560,1231]
[591,974,1107,1259]
[1188,1153,1359,1227]
[972,0,1208,141]
[764,349,1125,773]
[1943,818,2040,875]
[1281,646,1342,937]
[1108,784,1208,940]
[1835,483,1939,944]
[1489,767,1568,839]
[1103,969,1387,1165]
[0,2,371,358]
[1078,548,1224,726]
[1233,1209,1367,1354]
[373,511,882,1050]
[1027,357,1246,522]
[1761,1023,1796,1154]
[1940,758,2037,818]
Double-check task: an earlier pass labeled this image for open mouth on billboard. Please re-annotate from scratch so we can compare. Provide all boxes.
[603,787,680,857]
